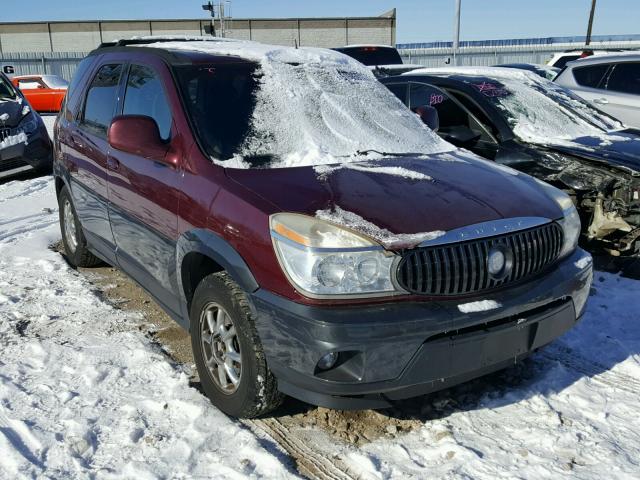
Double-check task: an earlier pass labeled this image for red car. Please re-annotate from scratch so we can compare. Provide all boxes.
[12,74,68,113]
[54,38,592,418]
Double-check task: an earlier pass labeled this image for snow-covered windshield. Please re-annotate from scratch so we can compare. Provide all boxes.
[42,75,69,89]
[166,40,453,168]
[461,70,623,144]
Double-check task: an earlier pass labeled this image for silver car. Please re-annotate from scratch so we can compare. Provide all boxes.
[554,53,640,128]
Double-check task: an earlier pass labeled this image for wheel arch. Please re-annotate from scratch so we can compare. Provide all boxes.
[176,229,259,327]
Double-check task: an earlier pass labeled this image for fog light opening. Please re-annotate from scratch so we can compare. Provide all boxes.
[316,352,339,371]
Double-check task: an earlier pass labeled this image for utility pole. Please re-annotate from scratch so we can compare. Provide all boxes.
[453,0,461,65]
[585,0,597,46]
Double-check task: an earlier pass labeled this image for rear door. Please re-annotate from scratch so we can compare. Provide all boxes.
[66,62,124,262]
[106,58,183,317]
[599,62,640,127]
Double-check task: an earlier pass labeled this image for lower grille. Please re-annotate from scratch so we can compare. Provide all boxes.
[396,222,564,296]
[0,157,28,173]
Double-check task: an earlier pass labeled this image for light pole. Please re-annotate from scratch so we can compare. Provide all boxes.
[453,0,461,65]
[585,0,597,46]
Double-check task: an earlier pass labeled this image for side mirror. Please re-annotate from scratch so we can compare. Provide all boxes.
[414,105,440,132]
[37,84,45,89]
[108,115,169,162]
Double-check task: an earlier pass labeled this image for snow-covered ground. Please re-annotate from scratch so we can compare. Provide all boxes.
[0,116,639,478]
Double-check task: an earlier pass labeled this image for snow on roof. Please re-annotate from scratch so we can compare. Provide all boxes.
[404,66,624,147]
[140,37,454,168]
[140,36,359,68]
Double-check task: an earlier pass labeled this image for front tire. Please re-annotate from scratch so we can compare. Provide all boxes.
[190,272,283,418]
[58,185,101,268]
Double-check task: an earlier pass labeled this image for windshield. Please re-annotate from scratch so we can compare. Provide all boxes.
[0,75,17,101]
[334,46,403,66]
[43,75,69,89]
[176,61,452,168]
[471,73,623,144]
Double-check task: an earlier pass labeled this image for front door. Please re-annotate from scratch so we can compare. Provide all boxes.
[106,60,182,317]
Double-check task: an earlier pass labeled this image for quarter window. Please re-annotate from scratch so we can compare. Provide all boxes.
[606,63,640,95]
[123,65,172,141]
[81,64,123,137]
[572,64,610,88]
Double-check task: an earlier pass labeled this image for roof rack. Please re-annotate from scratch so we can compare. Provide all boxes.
[97,36,227,49]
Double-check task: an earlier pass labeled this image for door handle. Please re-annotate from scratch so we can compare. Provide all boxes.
[593,98,609,105]
[106,156,120,171]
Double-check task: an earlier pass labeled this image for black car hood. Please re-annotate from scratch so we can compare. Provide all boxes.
[0,96,26,128]
[547,130,640,175]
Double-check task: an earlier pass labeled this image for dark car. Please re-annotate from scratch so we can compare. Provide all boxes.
[381,67,640,273]
[54,38,592,418]
[332,44,421,77]
[0,72,52,178]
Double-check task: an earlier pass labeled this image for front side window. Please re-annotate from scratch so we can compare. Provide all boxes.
[81,64,123,137]
[386,83,408,104]
[123,64,172,141]
[573,64,610,88]
[606,63,640,95]
[18,79,45,90]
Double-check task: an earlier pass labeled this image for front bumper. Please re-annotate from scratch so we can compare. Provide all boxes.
[251,248,593,409]
[0,125,52,176]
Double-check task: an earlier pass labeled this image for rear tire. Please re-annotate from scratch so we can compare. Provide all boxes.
[190,272,283,418]
[58,185,101,268]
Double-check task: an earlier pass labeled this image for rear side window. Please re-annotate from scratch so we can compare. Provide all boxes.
[81,64,123,137]
[606,63,640,94]
[123,65,172,141]
[65,56,96,121]
[573,64,609,88]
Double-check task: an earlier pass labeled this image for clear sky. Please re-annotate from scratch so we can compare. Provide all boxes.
[2,0,638,44]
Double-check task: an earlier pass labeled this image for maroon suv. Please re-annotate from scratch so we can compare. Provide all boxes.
[54,38,593,418]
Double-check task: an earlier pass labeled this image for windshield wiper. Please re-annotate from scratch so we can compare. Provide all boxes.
[352,149,422,157]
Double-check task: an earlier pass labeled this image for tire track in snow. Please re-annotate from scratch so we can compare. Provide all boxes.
[245,418,358,480]
[541,344,640,395]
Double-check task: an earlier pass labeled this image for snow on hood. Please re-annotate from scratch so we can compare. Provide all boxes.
[143,37,455,168]
[316,205,445,249]
[407,66,624,148]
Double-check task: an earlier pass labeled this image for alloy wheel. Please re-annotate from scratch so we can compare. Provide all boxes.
[200,302,242,394]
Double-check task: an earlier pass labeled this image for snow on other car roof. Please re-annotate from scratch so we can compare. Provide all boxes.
[404,66,625,147]
[138,37,454,169]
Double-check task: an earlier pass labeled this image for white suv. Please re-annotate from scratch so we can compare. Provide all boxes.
[554,53,640,128]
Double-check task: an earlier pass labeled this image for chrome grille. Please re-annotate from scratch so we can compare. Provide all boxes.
[396,222,564,296]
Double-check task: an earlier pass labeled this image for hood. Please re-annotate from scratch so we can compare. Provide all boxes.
[0,96,26,128]
[548,130,640,174]
[225,151,563,248]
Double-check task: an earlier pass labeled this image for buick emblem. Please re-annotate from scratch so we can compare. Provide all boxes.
[487,245,513,280]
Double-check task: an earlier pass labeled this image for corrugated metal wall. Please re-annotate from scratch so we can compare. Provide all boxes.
[0,52,86,80]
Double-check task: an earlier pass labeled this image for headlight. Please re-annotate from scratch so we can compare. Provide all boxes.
[535,179,581,258]
[270,213,398,297]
